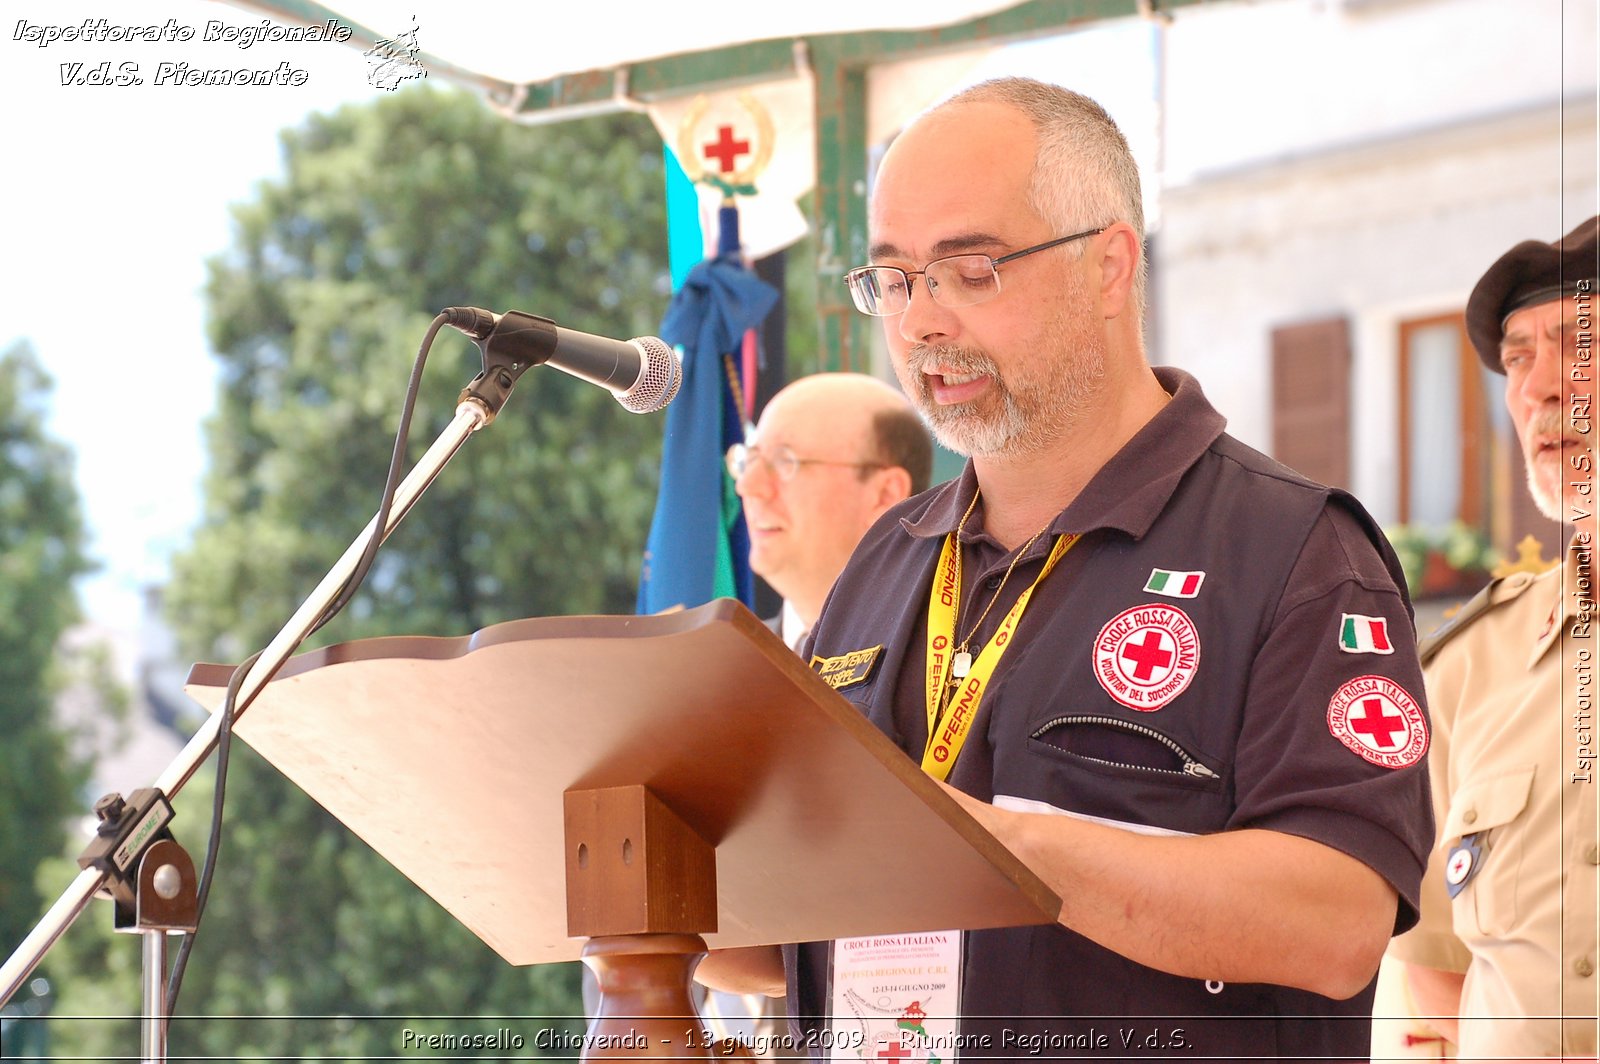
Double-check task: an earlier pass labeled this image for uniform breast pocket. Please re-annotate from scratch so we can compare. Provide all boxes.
[1027,715,1223,788]
[1017,715,1227,835]
[1442,766,1536,939]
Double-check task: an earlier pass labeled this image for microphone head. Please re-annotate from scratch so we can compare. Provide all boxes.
[616,337,681,414]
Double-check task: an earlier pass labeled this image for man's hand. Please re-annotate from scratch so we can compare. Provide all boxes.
[1403,963,1464,1045]
[695,945,785,997]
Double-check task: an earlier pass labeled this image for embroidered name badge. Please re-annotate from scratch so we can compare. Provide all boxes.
[1143,568,1205,599]
[1326,675,1428,769]
[1338,613,1394,655]
[1093,604,1201,712]
[811,645,883,690]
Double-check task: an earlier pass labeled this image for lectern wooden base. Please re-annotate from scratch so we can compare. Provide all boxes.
[566,785,748,1058]
[581,934,749,1060]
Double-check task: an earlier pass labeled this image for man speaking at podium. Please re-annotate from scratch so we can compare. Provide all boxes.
[700,77,1432,1060]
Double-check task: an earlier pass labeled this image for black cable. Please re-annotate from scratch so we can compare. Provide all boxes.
[161,646,259,1020]
[311,315,446,634]
[162,313,452,1027]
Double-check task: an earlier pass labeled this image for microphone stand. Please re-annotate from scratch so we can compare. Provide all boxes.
[0,398,489,1053]
[1,305,676,1061]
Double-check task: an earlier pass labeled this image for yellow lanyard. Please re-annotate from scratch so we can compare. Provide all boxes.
[921,529,1078,780]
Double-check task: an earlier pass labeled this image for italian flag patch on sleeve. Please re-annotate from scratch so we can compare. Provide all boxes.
[1339,614,1394,654]
[1143,568,1204,598]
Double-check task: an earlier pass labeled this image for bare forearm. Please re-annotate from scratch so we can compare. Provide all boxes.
[1403,964,1463,1045]
[951,790,1396,998]
[695,945,785,996]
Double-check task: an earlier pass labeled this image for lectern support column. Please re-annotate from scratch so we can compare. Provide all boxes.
[580,933,711,1058]
[565,784,748,1060]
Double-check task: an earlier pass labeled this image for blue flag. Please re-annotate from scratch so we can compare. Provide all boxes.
[637,204,778,614]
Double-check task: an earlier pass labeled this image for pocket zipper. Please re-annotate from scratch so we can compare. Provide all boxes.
[1033,714,1220,780]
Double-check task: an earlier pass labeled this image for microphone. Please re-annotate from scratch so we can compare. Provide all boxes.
[442,307,680,414]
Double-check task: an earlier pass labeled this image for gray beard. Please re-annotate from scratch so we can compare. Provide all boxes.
[906,346,1028,457]
[903,330,1106,459]
[1526,464,1565,524]
[1523,409,1574,523]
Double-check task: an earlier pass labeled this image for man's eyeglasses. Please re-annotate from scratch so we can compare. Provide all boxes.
[726,442,886,482]
[843,227,1106,317]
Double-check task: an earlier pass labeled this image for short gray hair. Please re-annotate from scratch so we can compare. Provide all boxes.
[936,77,1147,318]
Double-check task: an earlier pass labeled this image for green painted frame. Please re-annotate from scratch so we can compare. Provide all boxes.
[231,0,1211,369]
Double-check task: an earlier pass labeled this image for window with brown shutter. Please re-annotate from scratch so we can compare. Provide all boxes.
[1396,312,1564,560]
[1397,313,1486,528]
[1271,317,1351,489]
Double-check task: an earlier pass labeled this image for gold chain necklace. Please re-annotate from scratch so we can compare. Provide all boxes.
[948,491,1053,684]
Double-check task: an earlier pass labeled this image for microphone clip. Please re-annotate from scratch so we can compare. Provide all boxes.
[448,309,559,423]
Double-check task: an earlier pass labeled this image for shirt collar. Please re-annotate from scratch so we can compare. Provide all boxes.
[899,367,1227,543]
[779,600,810,652]
[1531,536,1598,662]
[901,464,980,540]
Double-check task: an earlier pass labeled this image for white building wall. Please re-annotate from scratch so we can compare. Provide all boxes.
[1161,0,1595,184]
[1153,0,1598,526]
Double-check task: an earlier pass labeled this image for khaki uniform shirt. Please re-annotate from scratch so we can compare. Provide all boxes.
[1390,548,1600,1056]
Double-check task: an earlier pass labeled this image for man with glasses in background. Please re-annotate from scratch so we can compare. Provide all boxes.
[728,373,933,649]
[699,77,1432,1060]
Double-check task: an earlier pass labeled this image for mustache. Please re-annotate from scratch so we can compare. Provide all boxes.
[906,343,996,374]
[1526,410,1580,441]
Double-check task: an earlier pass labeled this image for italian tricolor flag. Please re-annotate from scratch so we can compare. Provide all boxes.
[1144,568,1204,598]
[1339,614,1394,654]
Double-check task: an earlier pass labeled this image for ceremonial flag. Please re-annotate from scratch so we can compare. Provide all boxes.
[636,158,777,613]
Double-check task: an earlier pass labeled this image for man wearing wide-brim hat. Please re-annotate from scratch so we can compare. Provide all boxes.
[1388,216,1599,1058]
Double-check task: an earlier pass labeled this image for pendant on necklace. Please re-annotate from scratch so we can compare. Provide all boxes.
[951,650,973,679]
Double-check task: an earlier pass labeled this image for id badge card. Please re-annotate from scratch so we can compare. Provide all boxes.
[826,930,962,1062]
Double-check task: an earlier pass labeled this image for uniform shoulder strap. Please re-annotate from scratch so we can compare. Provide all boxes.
[1418,571,1542,665]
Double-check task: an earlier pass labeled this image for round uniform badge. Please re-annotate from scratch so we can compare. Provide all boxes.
[1443,834,1483,898]
[1326,675,1429,769]
[1092,603,1201,712]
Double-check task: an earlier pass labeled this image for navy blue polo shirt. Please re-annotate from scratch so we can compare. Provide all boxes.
[788,368,1432,1061]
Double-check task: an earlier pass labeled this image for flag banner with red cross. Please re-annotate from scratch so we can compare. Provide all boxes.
[1338,613,1394,655]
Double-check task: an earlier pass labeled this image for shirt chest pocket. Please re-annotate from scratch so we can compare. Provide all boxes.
[1442,766,1536,939]
[1014,715,1229,835]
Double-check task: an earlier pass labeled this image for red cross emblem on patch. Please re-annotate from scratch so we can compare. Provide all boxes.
[1326,674,1428,769]
[1093,603,1201,712]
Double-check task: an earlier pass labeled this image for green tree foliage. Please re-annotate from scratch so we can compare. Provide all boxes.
[0,342,92,957]
[169,85,669,656]
[58,86,672,1058]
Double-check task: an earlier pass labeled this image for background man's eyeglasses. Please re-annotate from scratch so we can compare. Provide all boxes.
[726,442,886,482]
[843,227,1106,317]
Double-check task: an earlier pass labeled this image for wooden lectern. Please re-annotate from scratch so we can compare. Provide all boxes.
[185,600,1060,1059]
